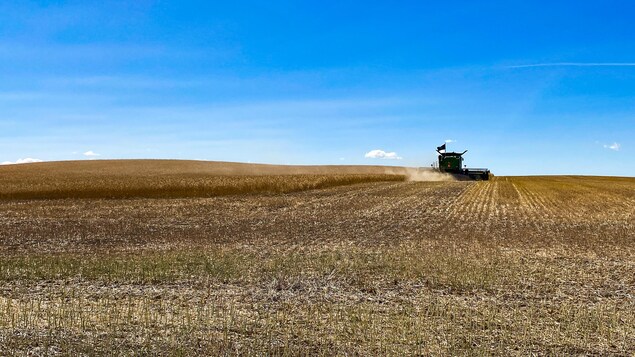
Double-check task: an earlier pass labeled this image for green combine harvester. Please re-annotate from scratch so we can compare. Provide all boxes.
[435,143,490,180]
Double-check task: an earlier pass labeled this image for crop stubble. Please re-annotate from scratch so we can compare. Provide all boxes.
[0,164,634,355]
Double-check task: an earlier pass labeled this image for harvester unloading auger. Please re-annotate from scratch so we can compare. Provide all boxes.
[434,143,490,180]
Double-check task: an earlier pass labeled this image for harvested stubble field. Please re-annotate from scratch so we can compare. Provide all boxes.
[0,161,634,355]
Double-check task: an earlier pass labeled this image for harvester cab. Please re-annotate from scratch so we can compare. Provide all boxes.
[438,150,467,172]
[436,144,490,180]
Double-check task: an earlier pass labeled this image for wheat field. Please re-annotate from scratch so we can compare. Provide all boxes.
[0,160,407,199]
[0,161,634,355]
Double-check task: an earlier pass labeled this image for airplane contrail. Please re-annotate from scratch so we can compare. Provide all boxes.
[508,62,635,68]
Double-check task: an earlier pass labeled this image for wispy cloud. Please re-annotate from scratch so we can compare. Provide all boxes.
[0,42,170,61]
[83,150,100,157]
[444,139,456,143]
[508,62,635,69]
[365,149,402,160]
[1,158,43,165]
[0,91,46,101]
[603,142,621,151]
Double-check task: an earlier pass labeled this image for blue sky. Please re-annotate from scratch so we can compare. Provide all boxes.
[1,1,634,175]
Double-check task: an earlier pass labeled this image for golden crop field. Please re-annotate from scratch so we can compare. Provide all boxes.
[0,160,407,200]
[0,161,634,355]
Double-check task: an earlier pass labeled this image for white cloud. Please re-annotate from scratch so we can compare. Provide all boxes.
[444,139,456,143]
[603,142,620,151]
[1,158,44,165]
[365,149,403,160]
[83,150,100,157]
